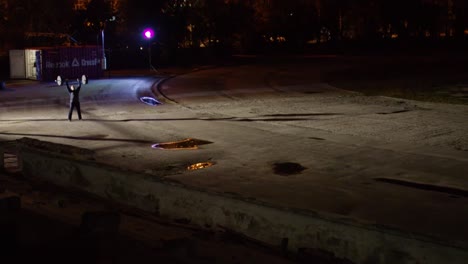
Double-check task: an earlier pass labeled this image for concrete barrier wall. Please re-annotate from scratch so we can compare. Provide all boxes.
[0,141,20,173]
[12,145,468,264]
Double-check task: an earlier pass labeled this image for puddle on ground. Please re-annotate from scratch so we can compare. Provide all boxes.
[140,96,162,106]
[273,162,306,176]
[152,138,213,150]
[187,162,215,171]
[309,137,325,141]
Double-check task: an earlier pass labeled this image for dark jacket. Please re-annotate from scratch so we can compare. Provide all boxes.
[66,81,82,102]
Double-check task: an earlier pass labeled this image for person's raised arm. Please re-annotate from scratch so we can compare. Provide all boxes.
[76,78,82,91]
[66,80,72,93]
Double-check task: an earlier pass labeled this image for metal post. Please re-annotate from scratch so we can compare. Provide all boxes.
[148,42,152,70]
[101,29,107,70]
[148,43,157,72]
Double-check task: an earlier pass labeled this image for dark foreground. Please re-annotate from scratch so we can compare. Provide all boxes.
[0,171,351,264]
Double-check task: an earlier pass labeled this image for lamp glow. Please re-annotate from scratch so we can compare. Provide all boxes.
[142,28,157,72]
[143,29,154,39]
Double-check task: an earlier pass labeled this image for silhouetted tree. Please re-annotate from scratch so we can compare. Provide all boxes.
[69,0,115,45]
[1,0,74,47]
[453,0,468,39]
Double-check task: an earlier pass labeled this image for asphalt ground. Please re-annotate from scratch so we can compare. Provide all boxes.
[1,55,468,262]
[0,65,351,263]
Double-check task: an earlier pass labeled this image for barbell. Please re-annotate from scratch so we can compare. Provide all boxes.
[55,74,88,86]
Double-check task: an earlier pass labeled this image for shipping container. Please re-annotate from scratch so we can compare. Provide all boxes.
[9,49,40,80]
[9,46,103,82]
[40,46,103,82]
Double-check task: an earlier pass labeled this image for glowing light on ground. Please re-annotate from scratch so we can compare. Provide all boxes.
[187,162,215,171]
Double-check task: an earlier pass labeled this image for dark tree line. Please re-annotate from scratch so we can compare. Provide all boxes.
[126,0,468,55]
[1,0,467,57]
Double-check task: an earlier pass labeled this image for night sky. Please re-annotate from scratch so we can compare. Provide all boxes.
[1,0,467,68]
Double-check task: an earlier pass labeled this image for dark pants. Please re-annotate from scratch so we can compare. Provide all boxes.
[68,101,82,120]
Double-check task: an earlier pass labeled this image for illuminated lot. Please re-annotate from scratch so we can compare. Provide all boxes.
[1,57,468,262]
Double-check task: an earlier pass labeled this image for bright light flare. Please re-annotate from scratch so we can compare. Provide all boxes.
[143,28,154,39]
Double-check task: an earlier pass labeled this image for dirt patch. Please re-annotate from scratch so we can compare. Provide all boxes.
[273,162,307,176]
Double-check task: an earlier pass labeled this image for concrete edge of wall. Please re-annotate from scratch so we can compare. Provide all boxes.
[2,140,468,264]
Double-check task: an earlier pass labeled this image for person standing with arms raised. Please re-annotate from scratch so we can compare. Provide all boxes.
[66,79,82,121]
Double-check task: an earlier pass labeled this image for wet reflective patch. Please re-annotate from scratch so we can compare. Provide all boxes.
[152,138,213,150]
[140,96,162,106]
[273,162,306,176]
[187,162,215,171]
